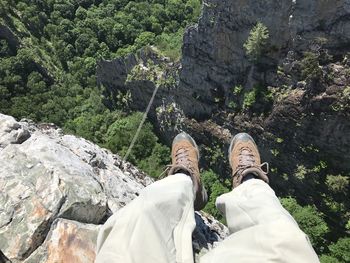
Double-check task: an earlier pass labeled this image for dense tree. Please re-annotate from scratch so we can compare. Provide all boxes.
[320,238,350,263]
[202,169,230,220]
[0,0,202,127]
[280,197,329,253]
[104,112,170,177]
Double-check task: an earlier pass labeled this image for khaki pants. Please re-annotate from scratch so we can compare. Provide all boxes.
[95,174,319,263]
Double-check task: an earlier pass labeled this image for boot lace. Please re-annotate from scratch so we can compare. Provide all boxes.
[233,146,269,176]
[160,147,196,178]
[173,147,196,175]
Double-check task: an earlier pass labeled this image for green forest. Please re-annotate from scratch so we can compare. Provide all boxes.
[0,0,349,262]
[0,0,201,176]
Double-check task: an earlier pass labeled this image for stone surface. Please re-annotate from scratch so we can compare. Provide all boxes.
[0,114,30,149]
[0,114,228,262]
[180,0,350,118]
[193,211,229,257]
[0,131,107,261]
[97,46,180,118]
[24,219,100,263]
[96,1,350,122]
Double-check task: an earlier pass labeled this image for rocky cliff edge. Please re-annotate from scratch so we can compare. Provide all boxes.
[0,114,228,263]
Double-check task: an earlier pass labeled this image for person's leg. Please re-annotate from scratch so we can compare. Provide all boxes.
[95,132,207,263]
[201,179,319,263]
[200,133,319,263]
[95,173,196,263]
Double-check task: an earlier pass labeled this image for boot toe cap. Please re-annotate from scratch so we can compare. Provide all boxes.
[229,133,255,151]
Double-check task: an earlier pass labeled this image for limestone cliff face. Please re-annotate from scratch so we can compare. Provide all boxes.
[180,0,350,117]
[0,114,228,263]
[96,0,350,175]
[176,0,350,203]
[96,0,350,119]
[95,1,350,239]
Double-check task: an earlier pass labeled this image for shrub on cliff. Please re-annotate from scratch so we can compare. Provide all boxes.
[244,22,269,62]
[301,52,323,81]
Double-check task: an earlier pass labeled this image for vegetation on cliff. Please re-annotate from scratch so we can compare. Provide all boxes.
[243,22,269,62]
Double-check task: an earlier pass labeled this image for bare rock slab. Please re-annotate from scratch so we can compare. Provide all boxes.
[24,219,100,263]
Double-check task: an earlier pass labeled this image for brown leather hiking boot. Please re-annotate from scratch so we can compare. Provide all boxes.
[168,132,208,210]
[229,133,269,188]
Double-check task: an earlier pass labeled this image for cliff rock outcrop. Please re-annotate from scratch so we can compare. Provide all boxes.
[0,114,228,262]
[96,0,350,177]
[180,0,350,117]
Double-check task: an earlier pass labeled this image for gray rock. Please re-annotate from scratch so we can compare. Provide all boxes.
[24,219,100,263]
[96,46,179,117]
[0,134,107,261]
[0,114,228,262]
[291,0,350,52]
[193,211,229,258]
[0,114,30,149]
[97,1,350,120]
[0,249,11,263]
[180,0,350,118]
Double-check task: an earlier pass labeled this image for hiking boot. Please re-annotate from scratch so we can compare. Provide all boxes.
[168,132,208,211]
[229,133,269,188]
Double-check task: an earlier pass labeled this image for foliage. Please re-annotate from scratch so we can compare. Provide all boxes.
[326,175,349,194]
[311,160,327,173]
[320,238,350,263]
[294,164,308,180]
[301,52,323,81]
[202,170,230,221]
[1,1,349,255]
[228,101,237,110]
[105,112,157,160]
[155,28,185,61]
[242,89,257,109]
[280,197,329,253]
[127,59,163,83]
[205,144,225,167]
[342,86,350,98]
[270,148,279,157]
[276,137,284,143]
[241,84,273,111]
[328,238,350,262]
[232,85,243,95]
[137,142,170,178]
[0,0,201,119]
[243,22,269,62]
[104,112,170,178]
[320,255,338,263]
[0,0,200,179]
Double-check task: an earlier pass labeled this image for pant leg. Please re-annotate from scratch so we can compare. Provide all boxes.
[200,179,319,263]
[95,174,196,263]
